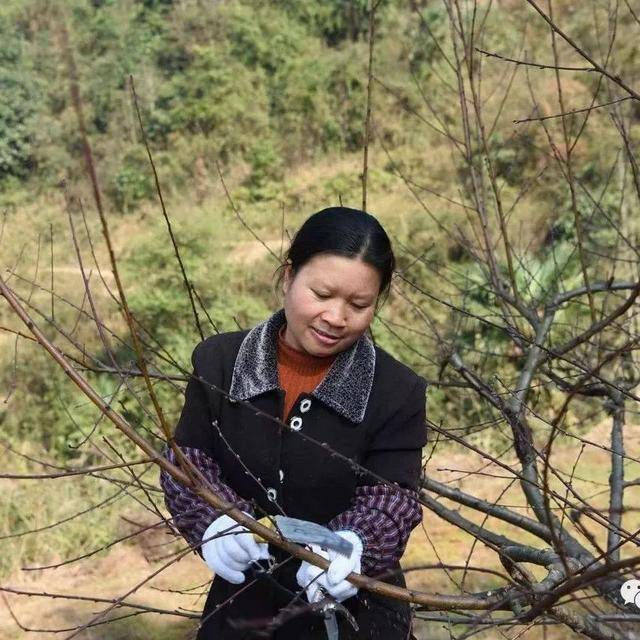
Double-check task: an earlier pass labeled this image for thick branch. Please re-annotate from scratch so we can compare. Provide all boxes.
[607,393,625,563]
[421,477,552,542]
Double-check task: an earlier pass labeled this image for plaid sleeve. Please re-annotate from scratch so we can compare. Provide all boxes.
[160,445,254,550]
[326,484,423,575]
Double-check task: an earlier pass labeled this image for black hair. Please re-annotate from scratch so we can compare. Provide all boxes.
[274,206,396,308]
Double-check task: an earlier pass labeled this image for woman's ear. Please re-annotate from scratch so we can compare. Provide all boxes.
[282,261,293,295]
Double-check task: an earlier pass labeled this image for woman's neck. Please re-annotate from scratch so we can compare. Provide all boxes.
[277,324,336,369]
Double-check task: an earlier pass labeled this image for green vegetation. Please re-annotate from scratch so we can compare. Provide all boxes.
[0,17,38,184]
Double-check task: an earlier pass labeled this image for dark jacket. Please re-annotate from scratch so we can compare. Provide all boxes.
[171,308,428,639]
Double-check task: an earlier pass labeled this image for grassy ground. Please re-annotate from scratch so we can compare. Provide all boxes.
[2,420,638,639]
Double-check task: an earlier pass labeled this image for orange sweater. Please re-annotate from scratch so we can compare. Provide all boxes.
[276,324,336,419]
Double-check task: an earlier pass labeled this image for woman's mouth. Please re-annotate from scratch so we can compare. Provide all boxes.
[311,327,341,345]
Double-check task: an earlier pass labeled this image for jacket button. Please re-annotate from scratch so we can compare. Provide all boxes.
[290,416,302,431]
[267,487,278,501]
[299,399,312,413]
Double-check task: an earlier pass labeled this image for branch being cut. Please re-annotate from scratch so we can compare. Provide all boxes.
[0,274,517,614]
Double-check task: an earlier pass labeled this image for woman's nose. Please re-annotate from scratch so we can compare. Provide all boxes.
[322,300,347,327]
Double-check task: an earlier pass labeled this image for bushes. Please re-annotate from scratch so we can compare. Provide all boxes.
[153,44,271,161]
[111,148,155,212]
[0,20,38,182]
[243,138,283,201]
[121,221,274,344]
[280,0,376,46]
[272,46,367,160]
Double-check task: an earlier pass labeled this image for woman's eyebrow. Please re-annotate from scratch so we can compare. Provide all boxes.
[310,280,375,300]
[349,290,376,301]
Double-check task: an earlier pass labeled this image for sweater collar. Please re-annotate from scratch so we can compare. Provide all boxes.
[229,308,376,423]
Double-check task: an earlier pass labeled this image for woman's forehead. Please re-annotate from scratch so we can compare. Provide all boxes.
[301,255,380,292]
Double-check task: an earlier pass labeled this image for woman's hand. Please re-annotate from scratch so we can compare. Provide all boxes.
[201,513,269,584]
[296,530,363,603]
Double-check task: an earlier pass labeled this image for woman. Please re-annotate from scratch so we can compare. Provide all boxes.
[161,206,428,639]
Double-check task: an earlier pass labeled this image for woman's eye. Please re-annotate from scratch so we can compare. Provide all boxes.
[312,290,330,299]
[351,302,369,310]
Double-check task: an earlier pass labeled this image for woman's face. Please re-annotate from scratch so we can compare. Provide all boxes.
[282,253,381,357]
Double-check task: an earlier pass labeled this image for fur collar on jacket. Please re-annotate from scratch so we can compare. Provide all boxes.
[229,308,375,423]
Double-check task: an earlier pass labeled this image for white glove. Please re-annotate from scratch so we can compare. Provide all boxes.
[296,530,363,603]
[201,513,269,584]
